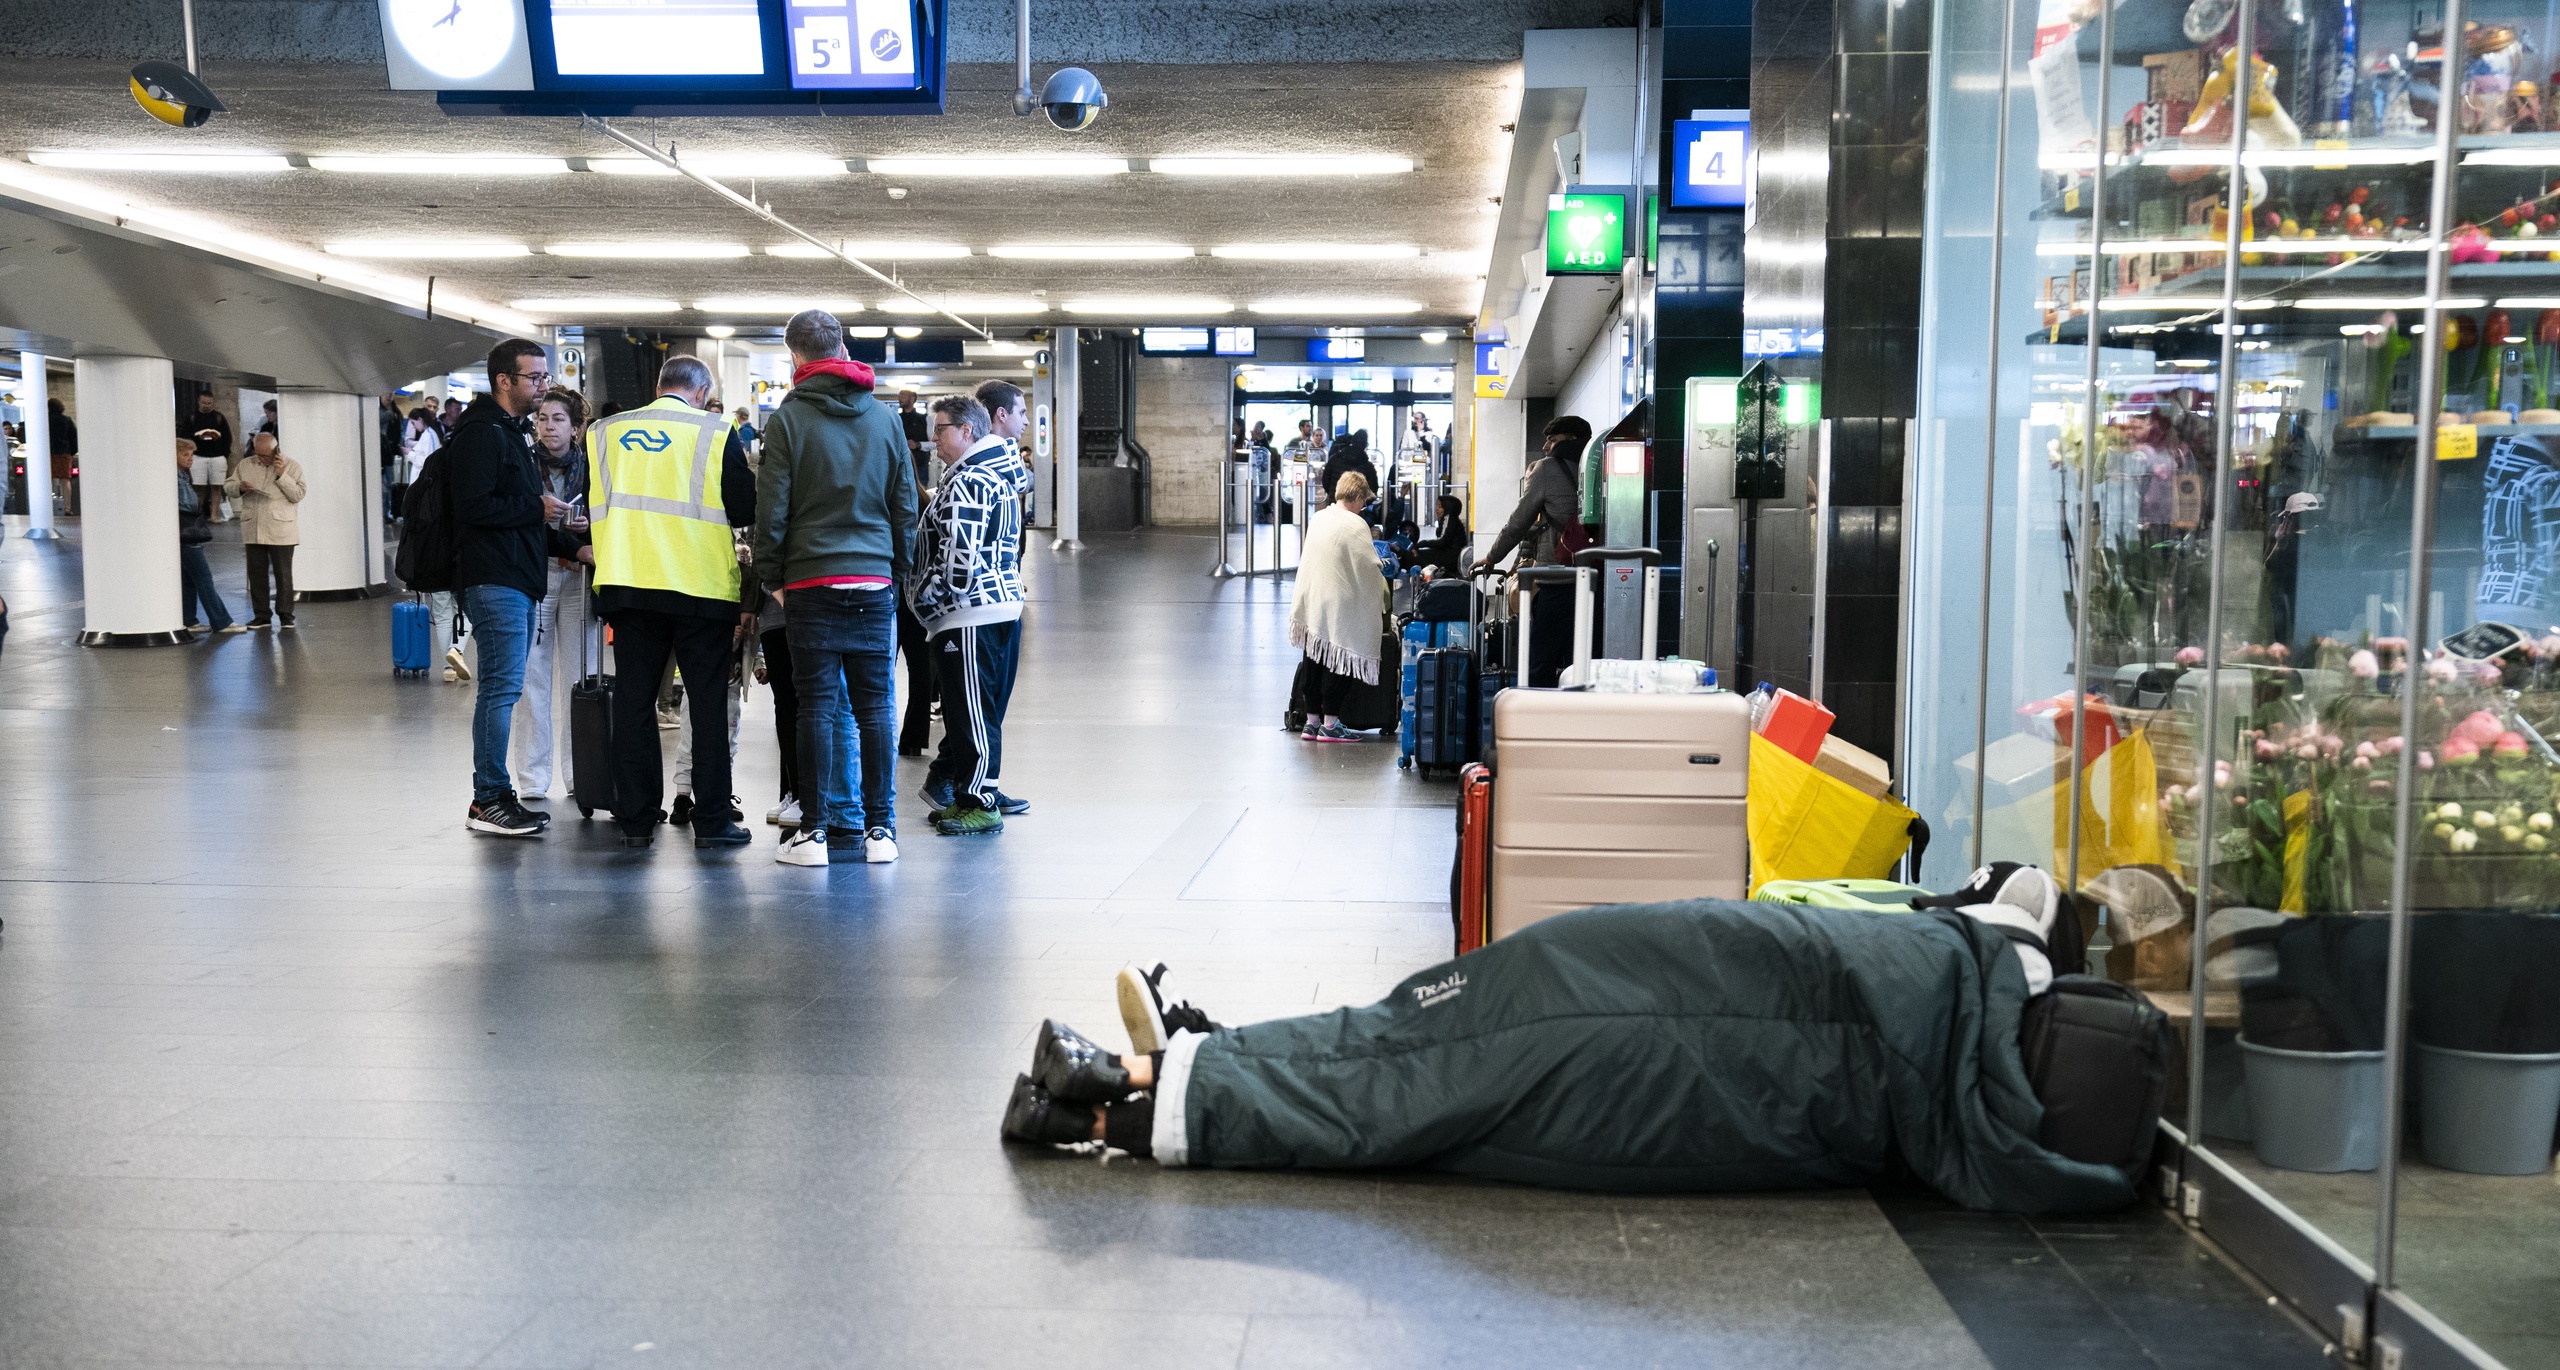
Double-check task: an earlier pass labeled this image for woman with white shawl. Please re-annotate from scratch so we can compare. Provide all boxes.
[1288,471,1389,741]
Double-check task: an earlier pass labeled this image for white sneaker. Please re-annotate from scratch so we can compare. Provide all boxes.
[445,646,472,681]
[768,797,803,827]
[442,666,458,682]
[863,826,898,863]
[777,827,829,866]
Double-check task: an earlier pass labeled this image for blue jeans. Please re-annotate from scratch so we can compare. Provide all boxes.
[461,584,535,803]
[179,544,233,631]
[785,586,898,835]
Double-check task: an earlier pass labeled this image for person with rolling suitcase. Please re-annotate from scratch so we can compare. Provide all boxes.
[570,607,617,820]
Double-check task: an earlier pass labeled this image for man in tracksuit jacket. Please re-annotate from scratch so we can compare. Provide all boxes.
[915,394,1035,835]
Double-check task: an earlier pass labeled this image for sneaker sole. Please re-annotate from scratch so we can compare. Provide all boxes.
[776,848,829,866]
[864,848,897,863]
[1117,966,1165,1055]
[465,818,544,837]
[934,822,1003,836]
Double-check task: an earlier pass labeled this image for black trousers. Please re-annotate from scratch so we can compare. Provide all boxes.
[896,597,936,753]
[1526,581,1573,690]
[761,626,798,804]
[927,620,1022,805]
[1308,657,1357,716]
[245,544,296,623]
[607,609,736,836]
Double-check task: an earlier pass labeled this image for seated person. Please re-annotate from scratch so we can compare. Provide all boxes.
[1403,495,1469,577]
[1001,866,2142,1213]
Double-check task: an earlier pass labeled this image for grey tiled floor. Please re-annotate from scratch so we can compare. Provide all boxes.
[0,523,2306,1368]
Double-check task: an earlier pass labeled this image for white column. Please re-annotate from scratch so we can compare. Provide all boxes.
[18,353,58,538]
[279,391,371,595]
[1052,326,1082,551]
[73,356,185,645]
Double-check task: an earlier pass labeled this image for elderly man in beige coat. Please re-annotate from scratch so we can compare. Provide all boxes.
[223,432,307,629]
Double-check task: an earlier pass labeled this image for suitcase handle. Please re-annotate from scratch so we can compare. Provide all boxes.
[1569,545,1662,569]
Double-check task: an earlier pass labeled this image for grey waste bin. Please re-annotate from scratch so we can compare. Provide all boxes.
[2241,1038,2386,1173]
[2417,1043,2560,1176]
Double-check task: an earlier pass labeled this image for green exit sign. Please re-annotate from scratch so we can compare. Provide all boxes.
[1546,192,1625,275]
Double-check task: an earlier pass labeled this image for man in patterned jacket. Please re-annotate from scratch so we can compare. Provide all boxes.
[915,394,1036,835]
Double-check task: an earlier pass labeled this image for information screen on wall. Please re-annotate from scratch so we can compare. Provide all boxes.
[387,0,946,114]
[1546,192,1626,275]
[1672,114,1750,209]
[1140,327,1257,356]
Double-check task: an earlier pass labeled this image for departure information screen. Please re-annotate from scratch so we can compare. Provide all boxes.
[786,0,917,89]
[549,0,767,75]
[1140,327,1256,356]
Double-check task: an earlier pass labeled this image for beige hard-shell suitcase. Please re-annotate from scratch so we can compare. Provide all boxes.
[1486,689,1750,940]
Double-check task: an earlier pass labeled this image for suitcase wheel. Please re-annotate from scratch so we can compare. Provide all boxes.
[577,804,594,819]
[1398,756,1411,770]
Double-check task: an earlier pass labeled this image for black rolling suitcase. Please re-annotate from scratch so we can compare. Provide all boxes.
[570,598,618,819]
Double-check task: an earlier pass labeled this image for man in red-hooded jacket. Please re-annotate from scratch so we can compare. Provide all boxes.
[752,309,919,868]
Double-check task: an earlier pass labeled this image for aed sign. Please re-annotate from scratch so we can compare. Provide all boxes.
[1546,192,1625,275]
[1672,114,1751,209]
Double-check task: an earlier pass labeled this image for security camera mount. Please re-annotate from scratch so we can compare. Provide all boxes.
[1011,0,1106,128]
[129,0,225,127]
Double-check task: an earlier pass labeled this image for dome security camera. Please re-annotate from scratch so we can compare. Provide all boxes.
[1038,67,1107,132]
[129,60,224,128]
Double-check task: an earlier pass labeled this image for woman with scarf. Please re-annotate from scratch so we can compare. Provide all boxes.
[512,386,591,801]
[1288,471,1390,742]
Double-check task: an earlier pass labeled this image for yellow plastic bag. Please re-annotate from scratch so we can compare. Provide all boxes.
[1747,733,1921,895]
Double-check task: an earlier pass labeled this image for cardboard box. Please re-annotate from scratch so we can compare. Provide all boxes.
[1814,733,1894,798]
[2144,49,2204,107]
[1756,688,1835,764]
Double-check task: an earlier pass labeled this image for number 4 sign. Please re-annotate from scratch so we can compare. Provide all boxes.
[1672,114,1751,210]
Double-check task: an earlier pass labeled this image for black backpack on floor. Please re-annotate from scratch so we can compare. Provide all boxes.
[2019,975,2178,1181]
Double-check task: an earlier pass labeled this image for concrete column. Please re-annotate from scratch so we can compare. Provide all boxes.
[1051,326,1082,551]
[280,391,375,597]
[74,356,186,646]
[18,353,59,538]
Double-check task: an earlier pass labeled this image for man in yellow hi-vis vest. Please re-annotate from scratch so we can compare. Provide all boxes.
[587,355,759,850]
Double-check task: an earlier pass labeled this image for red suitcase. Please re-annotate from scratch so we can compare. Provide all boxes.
[1452,762,1493,955]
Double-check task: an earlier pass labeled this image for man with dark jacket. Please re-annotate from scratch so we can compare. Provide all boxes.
[756,311,919,867]
[1474,415,1591,688]
[450,338,590,838]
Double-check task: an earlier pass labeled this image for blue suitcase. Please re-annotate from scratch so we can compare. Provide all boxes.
[392,596,432,676]
[1414,648,1475,775]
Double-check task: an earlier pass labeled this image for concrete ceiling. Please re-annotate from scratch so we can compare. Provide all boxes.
[0,0,1639,342]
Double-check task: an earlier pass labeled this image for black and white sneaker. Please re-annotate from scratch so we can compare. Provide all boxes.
[1913,862,2064,992]
[1030,1020,1133,1104]
[1115,962,1223,1055]
[777,827,829,866]
[466,794,546,838]
[999,1074,1097,1147]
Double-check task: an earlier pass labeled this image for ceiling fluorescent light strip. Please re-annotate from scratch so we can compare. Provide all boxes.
[864,157,1129,176]
[878,297,1049,315]
[325,240,531,258]
[1152,156,1414,176]
[1211,243,1421,260]
[28,150,294,172]
[546,242,752,258]
[592,156,848,177]
[987,242,1193,260]
[307,155,572,175]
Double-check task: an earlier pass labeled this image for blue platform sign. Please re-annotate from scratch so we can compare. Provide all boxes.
[1672,114,1751,210]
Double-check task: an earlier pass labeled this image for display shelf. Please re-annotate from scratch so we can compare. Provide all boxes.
[2349,424,2560,438]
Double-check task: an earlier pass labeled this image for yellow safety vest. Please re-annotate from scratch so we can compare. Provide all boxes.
[587,396,740,603]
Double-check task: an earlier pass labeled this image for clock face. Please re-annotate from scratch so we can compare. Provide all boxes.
[386,0,519,82]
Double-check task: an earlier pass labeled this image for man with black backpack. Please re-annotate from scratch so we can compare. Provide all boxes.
[404,339,590,838]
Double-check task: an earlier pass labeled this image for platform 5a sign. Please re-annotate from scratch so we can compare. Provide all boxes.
[1546,193,1626,275]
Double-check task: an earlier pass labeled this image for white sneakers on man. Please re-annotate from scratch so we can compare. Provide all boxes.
[777,828,829,866]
